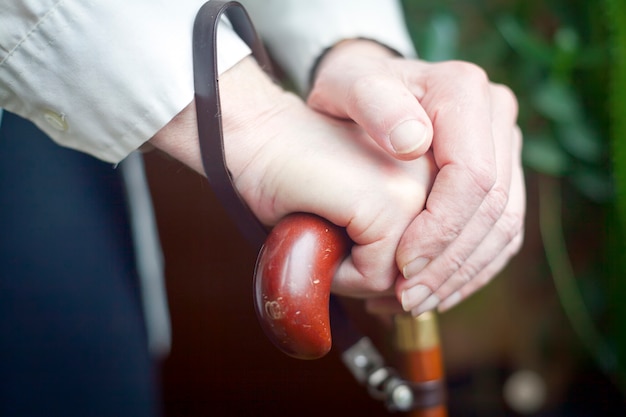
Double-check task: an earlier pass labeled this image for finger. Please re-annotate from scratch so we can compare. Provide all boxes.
[438,230,524,313]
[340,75,434,160]
[438,129,525,312]
[405,113,521,311]
[395,62,502,293]
[396,78,520,314]
[331,235,403,298]
[308,67,433,160]
[433,200,525,312]
[328,141,434,298]
[435,220,524,312]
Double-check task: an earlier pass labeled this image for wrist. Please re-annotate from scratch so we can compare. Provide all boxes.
[149,56,299,177]
[220,57,314,224]
[327,38,403,58]
[219,57,302,180]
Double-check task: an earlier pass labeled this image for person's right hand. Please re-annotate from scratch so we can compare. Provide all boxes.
[150,56,436,297]
[306,40,525,315]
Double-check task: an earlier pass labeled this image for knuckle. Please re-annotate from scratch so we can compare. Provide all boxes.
[481,184,510,225]
[346,75,380,105]
[454,264,479,286]
[445,60,489,87]
[444,252,466,277]
[496,207,525,247]
[467,162,497,198]
[467,258,506,294]
[348,74,373,95]
[391,180,427,213]
[435,218,465,246]
[492,83,519,117]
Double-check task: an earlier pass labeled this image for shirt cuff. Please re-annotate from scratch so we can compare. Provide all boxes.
[0,0,251,163]
[241,0,416,93]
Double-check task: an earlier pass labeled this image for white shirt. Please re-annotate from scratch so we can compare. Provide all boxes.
[1,0,415,163]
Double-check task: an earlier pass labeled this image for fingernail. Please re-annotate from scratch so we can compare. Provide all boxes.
[411,293,441,316]
[389,120,427,155]
[438,291,462,312]
[403,257,430,279]
[401,284,431,312]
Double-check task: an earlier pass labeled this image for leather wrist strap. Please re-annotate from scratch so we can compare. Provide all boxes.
[192,0,271,249]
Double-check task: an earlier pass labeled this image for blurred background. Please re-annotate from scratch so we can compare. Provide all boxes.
[145,0,626,415]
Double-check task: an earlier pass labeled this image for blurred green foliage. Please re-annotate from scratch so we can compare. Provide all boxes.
[401,0,625,389]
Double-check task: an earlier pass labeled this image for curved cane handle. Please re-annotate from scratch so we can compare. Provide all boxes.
[254,213,448,414]
[253,213,349,360]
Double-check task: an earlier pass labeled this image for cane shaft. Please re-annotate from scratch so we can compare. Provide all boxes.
[399,347,444,382]
[394,312,447,417]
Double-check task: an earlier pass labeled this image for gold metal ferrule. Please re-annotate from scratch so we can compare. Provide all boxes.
[393,311,440,352]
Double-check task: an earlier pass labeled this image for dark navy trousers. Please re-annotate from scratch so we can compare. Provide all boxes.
[0,112,159,417]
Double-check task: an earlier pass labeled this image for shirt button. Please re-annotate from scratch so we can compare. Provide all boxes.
[43,109,68,131]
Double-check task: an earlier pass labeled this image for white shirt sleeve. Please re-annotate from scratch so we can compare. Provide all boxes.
[240,0,417,93]
[0,0,251,163]
[1,1,415,162]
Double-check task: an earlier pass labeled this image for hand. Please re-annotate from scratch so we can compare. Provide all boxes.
[308,40,525,315]
[150,56,436,297]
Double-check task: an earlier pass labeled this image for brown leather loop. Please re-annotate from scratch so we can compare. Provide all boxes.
[192,0,272,249]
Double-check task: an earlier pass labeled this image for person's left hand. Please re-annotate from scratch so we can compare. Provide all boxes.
[307,39,525,316]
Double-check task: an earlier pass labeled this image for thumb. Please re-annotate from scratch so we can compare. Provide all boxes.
[308,76,433,160]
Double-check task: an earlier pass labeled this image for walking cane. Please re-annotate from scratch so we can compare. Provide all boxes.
[193,2,447,415]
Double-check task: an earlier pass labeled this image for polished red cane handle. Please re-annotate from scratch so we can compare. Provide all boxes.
[253,213,350,360]
[254,213,448,414]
